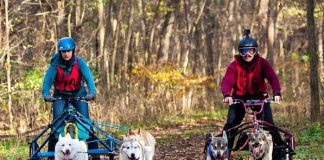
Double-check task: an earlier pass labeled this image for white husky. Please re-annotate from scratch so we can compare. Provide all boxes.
[54,133,88,160]
[119,129,156,160]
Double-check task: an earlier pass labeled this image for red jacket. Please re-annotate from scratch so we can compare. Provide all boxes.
[221,55,281,100]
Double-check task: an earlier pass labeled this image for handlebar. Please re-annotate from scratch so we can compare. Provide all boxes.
[45,96,93,102]
[232,98,273,115]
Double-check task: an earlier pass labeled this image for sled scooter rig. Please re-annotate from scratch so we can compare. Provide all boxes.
[29,96,128,160]
[217,99,296,160]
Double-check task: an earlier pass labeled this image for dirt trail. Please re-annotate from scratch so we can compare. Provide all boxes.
[152,119,225,160]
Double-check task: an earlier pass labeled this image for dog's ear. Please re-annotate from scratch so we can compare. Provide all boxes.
[222,131,228,140]
[59,134,63,139]
[128,129,135,135]
[65,133,71,138]
[121,135,127,141]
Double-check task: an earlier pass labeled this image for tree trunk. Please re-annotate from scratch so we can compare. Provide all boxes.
[138,0,149,64]
[307,0,320,122]
[110,1,123,85]
[267,0,275,68]
[56,0,67,36]
[258,0,269,57]
[318,14,324,100]
[67,3,72,37]
[204,0,217,111]
[0,0,3,70]
[148,0,162,64]
[72,0,83,40]
[75,0,82,28]
[157,1,179,63]
[121,1,134,109]
[5,0,13,130]
[98,0,109,91]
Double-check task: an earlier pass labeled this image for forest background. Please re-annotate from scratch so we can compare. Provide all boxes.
[0,0,323,159]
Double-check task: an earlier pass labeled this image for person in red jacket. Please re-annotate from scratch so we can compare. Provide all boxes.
[220,29,284,157]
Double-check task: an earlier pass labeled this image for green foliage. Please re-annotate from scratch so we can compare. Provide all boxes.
[189,110,228,120]
[15,69,43,90]
[291,52,299,61]
[297,122,322,144]
[146,1,176,18]
[284,7,306,17]
[0,139,28,159]
[294,122,324,159]
[301,54,309,62]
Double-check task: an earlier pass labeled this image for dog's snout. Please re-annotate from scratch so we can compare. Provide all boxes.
[131,153,135,158]
[253,142,260,147]
[65,149,71,155]
[216,151,221,157]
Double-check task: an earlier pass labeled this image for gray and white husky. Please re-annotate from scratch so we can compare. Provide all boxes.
[119,129,156,160]
[206,131,228,160]
[247,128,273,160]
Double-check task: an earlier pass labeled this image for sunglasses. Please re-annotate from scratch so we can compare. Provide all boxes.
[239,47,256,57]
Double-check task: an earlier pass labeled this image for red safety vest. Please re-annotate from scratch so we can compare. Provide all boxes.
[54,57,82,92]
[234,57,268,96]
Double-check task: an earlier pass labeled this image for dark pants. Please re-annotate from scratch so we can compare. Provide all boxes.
[48,98,98,152]
[223,102,283,150]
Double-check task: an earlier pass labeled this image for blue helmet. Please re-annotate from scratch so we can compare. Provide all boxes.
[58,37,75,51]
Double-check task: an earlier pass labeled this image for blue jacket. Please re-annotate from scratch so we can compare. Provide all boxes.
[42,53,96,97]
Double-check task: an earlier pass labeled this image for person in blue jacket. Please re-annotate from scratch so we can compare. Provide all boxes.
[42,37,98,158]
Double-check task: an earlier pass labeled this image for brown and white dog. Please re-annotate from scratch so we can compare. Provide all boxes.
[119,129,156,160]
[247,128,273,160]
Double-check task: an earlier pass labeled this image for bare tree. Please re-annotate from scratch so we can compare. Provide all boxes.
[203,0,217,111]
[98,0,109,90]
[307,0,320,122]
[318,14,324,100]
[56,0,67,36]
[258,0,269,56]
[267,0,275,67]
[110,1,123,85]
[157,0,179,63]
[5,0,12,130]
[0,0,3,70]
[120,1,134,109]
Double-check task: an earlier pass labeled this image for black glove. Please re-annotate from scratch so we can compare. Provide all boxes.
[44,96,55,102]
[85,94,96,101]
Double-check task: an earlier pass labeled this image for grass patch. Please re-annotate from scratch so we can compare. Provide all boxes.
[274,116,324,159]
[0,139,29,159]
[293,122,324,159]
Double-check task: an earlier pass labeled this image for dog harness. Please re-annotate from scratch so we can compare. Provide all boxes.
[54,56,82,92]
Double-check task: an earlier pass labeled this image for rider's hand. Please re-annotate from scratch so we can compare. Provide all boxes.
[223,96,233,105]
[43,96,55,102]
[274,95,281,104]
[85,94,96,101]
